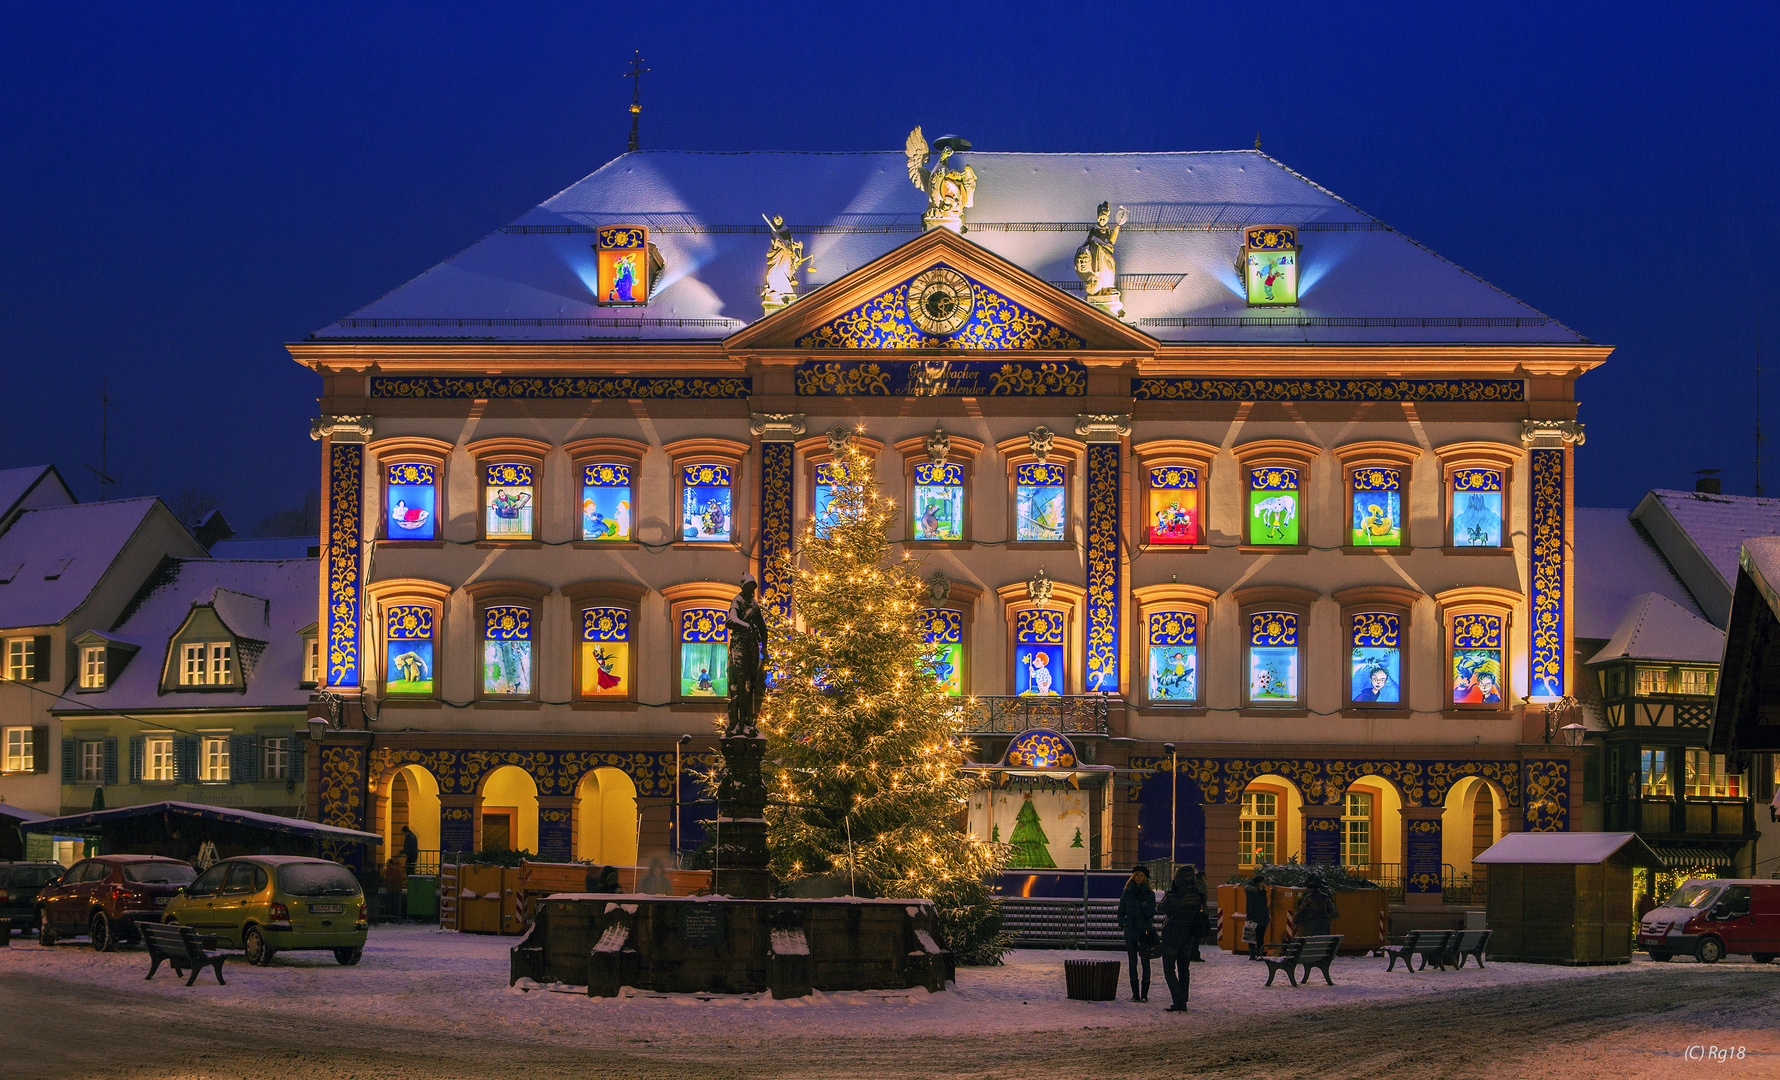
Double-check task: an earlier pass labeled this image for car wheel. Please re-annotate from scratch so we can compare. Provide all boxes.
[1751,953,1774,964]
[244,926,276,966]
[1695,937,1725,964]
[38,919,56,947]
[1648,951,1671,962]
[90,911,116,953]
[334,946,363,966]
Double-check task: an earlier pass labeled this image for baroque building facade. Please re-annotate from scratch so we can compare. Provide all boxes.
[294,146,1602,902]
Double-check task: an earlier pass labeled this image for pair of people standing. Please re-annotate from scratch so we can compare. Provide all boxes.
[1242,872,1336,960]
[1118,864,1208,1011]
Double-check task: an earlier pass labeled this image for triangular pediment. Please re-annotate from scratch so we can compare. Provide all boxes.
[726,228,1155,354]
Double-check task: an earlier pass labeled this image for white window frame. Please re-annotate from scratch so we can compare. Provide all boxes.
[304,638,321,685]
[1678,668,1716,696]
[180,641,233,686]
[1685,751,1741,798]
[80,739,103,783]
[5,639,32,682]
[3,727,33,772]
[1342,791,1373,868]
[81,647,106,689]
[1636,667,1671,696]
[1240,790,1278,867]
[200,736,230,783]
[262,737,289,781]
[146,736,175,782]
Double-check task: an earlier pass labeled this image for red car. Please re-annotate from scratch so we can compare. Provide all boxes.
[36,855,197,951]
[1638,879,1780,963]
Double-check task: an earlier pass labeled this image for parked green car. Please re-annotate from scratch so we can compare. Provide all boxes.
[163,856,367,966]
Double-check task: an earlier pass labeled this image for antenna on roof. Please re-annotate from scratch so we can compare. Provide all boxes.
[1758,314,1767,497]
[625,50,648,153]
[83,374,117,501]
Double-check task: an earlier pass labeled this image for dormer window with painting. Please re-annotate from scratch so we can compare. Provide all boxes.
[1239,226,1299,306]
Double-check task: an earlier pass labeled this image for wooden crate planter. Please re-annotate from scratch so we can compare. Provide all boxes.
[1217,883,1386,954]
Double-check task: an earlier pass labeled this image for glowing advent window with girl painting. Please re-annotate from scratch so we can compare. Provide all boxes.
[1014,463,1067,542]
[1451,468,1505,547]
[581,464,632,542]
[911,463,965,541]
[1248,468,1300,546]
[384,605,434,696]
[1247,612,1299,704]
[1014,609,1064,696]
[679,608,728,698]
[483,463,535,539]
[1350,468,1402,547]
[1147,611,1198,705]
[580,607,629,697]
[1146,466,1199,545]
[385,463,436,540]
[1451,613,1505,705]
[681,465,732,542]
[1349,612,1401,706]
[922,608,964,696]
[482,606,532,696]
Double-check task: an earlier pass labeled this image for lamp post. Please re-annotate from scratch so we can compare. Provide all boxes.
[1164,742,1177,872]
[674,734,690,865]
[1541,696,1579,744]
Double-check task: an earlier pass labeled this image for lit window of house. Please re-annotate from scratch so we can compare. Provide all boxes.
[146,736,175,782]
[1145,466,1201,545]
[1014,609,1066,696]
[1349,613,1403,707]
[262,737,289,781]
[5,638,34,681]
[483,463,536,539]
[1349,467,1404,547]
[1146,610,1199,706]
[1451,614,1505,707]
[80,739,104,782]
[922,608,964,697]
[385,461,438,540]
[679,607,729,698]
[1678,669,1716,696]
[1636,667,1671,696]
[581,464,633,542]
[1451,468,1506,547]
[1239,226,1299,305]
[910,463,965,541]
[1641,749,1671,797]
[1685,751,1742,798]
[385,605,436,696]
[180,643,233,686]
[681,465,734,542]
[1247,468,1301,546]
[1342,791,1373,868]
[3,728,34,772]
[305,635,321,685]
[200,736,230,783]
[81,646,106,689]
[1247,612,1301,706]
[1240,790,1278,866]
[1013,463,1068,542]
[482,606,533,696]
[580,607,631,698]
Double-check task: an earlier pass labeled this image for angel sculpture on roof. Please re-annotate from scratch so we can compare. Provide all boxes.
[760,214,814,314]
[906,127,977,233]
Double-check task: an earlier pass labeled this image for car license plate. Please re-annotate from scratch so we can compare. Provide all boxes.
[309,904,343,914]
[154,897,169,906]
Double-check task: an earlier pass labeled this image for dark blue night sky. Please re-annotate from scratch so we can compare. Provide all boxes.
[1,2,1773,529]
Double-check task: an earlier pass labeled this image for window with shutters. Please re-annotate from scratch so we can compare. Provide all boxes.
[262,737,289,780]
[3,728,33,772]
[81,647,106,689]
[200,736,230,783]
[180,642,233,686]
[146,736,175,782]
[5,639,33,681]
[79,740,103,783]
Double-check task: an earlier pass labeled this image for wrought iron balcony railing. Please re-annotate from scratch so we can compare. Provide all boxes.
[959,695,1122,737]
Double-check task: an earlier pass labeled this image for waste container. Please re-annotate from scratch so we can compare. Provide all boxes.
[406,875,438,919]
[1063,958,1120,1001]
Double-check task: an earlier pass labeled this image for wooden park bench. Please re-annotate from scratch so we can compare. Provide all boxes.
[1262,935,1344,987]
[1384,929,1457,972]
[1445,929,1491,969]
[139,922,228,987]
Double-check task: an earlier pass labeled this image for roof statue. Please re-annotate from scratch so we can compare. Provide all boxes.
[760,214,814,315]
[905,127,976,233]
[1075,201,1130,320]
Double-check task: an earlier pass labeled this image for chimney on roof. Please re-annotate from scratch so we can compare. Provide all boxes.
[1695,469,1722,495]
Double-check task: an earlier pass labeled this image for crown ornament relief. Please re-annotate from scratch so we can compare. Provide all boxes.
[1028,426,1056,465]
[1028,568,1054,606]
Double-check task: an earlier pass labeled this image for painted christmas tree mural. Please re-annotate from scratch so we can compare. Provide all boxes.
[1007,794,1056,869]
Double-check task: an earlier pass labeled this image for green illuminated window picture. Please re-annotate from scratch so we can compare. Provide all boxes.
[1248,468,1300,545]
[679,608,729,698]
[1350,468,1402,547]
[482,606,532,696]
[1241,226,1299,305]
[911,462,965,541]
[922,608,964,696]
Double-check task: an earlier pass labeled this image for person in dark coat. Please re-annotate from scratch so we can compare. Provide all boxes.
[401,825,420,872]
[1188,865,1211,961]
[1157,866,1205,1011]
[1115,864,1155,1001]
[1297,874,1335,937]
[1243,873,1270,960]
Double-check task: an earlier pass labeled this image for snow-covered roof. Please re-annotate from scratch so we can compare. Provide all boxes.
[1639,490,1780,591]
[207,537,316,560]
[0,498,163,630]
[1474,832,1660,865]
[0,802,52,823]
[310,149,1585,346]
[1572,508,1707,640]
[0,465,73,525]
[58,558,318,711]
[17,800,380,843]
[1586,592,1725,665]
[1737,536,1780,626]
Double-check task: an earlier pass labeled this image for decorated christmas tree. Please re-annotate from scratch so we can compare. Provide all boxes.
[1006,794,1056,869]
[757,440,1010,964]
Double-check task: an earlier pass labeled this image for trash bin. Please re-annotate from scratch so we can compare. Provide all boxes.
[1063,958,1120,1001]
[406,875,438,919]
[0,917,10,946]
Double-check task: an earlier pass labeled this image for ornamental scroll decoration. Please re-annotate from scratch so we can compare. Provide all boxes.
[370,376,752,400]
[367,745,721,802]
[1529,447,1567,699]
[794,360,1088,398]
[1085,444,1121,694]
[317,742,370,867]
[758,442,795,623]
[794,266,1084,350]
[326,443,363,688]
[1522,759,1570,832]
[1132,379,1526,403]
[1126,756,1528,809]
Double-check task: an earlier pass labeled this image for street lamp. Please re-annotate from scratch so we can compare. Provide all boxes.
[1164,742,1177,872]
[1560,723,1586,748]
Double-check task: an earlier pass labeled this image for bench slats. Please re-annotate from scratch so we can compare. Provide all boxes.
[1261,935,1343,987]
[141,922,227,987]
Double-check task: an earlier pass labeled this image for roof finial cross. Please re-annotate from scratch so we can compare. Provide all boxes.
[625,50,649,153]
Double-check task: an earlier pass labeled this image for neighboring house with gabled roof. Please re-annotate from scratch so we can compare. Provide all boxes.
[1574,484,1775,889]
[0,495,206,818]
[50,557,320,829]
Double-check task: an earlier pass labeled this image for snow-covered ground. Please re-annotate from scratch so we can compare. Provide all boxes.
[3,923,1754,1041]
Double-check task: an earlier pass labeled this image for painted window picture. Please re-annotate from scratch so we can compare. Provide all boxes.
[484,463,534,538]
[681,464,732,542]
[912,462,965,541]
[385,462,436,540]
[1350,612,1401,705]
[1350,468,1402,547]
[1242,226,1299,305]
[1452,469,1505,547]
[1248,611,1299,702]
[1452,613,1504,704]
[679,607,729,698]
[812,461,857,538]
[385,605,434,695]
[1014,609,1064,696]
[922,608,964,696]
[581,464,632,541]
[1249,468,1300,545]
[1147,611,1198,703]
[483,606,532,696]
[595,225,651,305]
[580,607,629,697]
[1146,466,1199,545]
[1015,463,1067,542]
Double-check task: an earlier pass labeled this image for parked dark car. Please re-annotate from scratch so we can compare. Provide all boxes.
[0,862,64,932]
[36,855,196,950]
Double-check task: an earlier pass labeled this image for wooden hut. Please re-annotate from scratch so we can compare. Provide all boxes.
[1474,832,1661,964]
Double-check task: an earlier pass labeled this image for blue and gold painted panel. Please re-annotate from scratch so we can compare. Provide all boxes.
[1129,755,1536,811]
[1522,759,1570,832]
[1250,612,1298,646]
[1149,611,1197,648]
[1085,444,1121,694]
[484,606,531,641]
[1405,819,1443,893]
[795,265,1085,351]
[371,376,751,400]
[1530,448,1566,698]
[680,607,729,644]
[1305,816,1341,867]
[758,442,794,623]
[326,443,362,688]
[1133,378,1525,403]
[1003,729,1077,770]
[582,607,629,642]
[795,360,1088,397]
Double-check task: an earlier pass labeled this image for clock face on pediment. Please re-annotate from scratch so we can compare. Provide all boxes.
[907,267,974,336]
